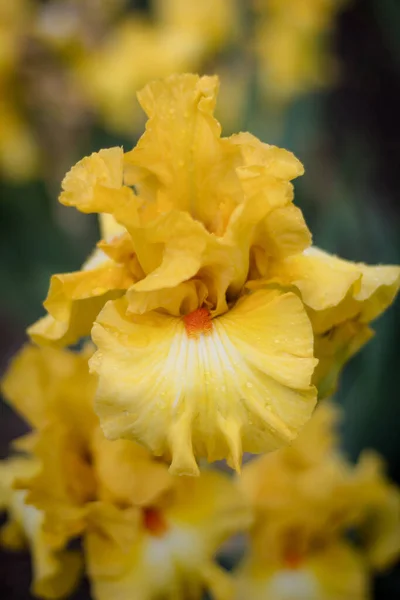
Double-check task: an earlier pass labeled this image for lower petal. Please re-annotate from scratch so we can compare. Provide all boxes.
[91,289,317,475]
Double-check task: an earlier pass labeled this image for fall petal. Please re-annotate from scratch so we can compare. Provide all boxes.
[91,289,317,475]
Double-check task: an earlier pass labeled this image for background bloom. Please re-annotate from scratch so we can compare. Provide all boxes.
[1,343,252,600]
[254,0,348,104]
[236,403,400,599]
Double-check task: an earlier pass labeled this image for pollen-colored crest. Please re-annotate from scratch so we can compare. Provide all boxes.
[142,507,168,538]
[183,308,213,338]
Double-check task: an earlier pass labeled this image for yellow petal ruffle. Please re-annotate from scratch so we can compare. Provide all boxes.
[125,73,243,236]
[91,289,317,475]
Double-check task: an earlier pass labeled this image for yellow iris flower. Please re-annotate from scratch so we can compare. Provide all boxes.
[1,344,251,600]
[29,73,318,475]
[254,0,348,102]
[236,403,400,600]
[28,74,399,476]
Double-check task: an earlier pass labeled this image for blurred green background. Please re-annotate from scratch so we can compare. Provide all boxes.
[0,0,399,597]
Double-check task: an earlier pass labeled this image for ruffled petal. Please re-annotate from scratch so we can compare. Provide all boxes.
[124,73,243,235]
[224,133,310,290]
[91,289,317,475]
[230,132,305,181]
[60,147,134,214]
[125,210,235,316]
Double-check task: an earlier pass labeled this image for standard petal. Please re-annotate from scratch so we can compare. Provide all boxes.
[230,132,304,181]
[224,133,310,291]
[125,210,235,317]
[91,289,317,475]
[60,147,134,214]
[124,73,243,235]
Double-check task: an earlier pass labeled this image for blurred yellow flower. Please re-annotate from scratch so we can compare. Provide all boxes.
[254,0,348,103]
[1,343,251,600]
[0,0,33,77]
[0,0,40,180]
[154,0,238,52]
[78,0,239,135]
[0,457,83,600]
[236,403,400,599]
[30,73,319,475]
[0,94,39,180]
